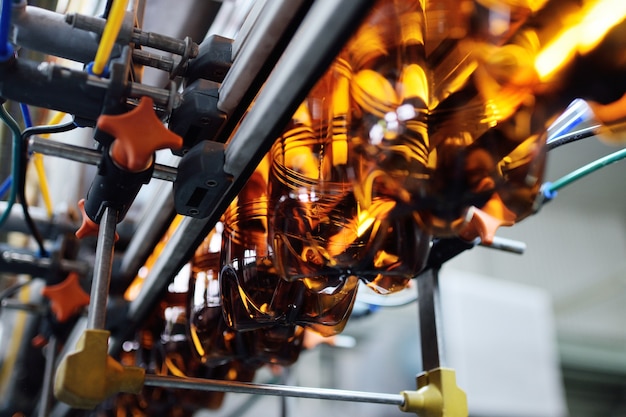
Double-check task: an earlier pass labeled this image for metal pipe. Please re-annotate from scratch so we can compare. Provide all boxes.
[37,336,57,417]
[86,207,118,330]
[479,236,527,254]
[117,182,175,284]
[28,137,178,182]
[0,299,47,314]
[223,0,374,176]
[0,202,79,239]
[1,249,91,277]
[66,12,198,57]
[12,3,105,63]
[417,268,447,371]
[217,0,309,115]
[143,374,405,407]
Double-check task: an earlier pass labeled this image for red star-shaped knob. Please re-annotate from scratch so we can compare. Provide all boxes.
[42,272,90,322]
[97,97,183,172]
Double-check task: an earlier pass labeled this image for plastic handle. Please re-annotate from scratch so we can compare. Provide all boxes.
[97,97,183,172]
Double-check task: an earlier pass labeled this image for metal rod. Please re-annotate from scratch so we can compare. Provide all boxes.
[479,236,526,254]
[143,374,405,407]
[417,268,447,371]
[66,12,198,57]
[117,182,175,284]
[218,0,308,115]
[223,0,374,176]
[28,137,178,182]
[86,207,118,330]
[0,299,47,314]
[37,336,57,417]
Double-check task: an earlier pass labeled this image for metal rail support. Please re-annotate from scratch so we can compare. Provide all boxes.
[417,268,447,371]
[86,207,118,330]
[143,374,405,407]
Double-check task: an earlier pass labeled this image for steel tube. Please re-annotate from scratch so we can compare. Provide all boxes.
[117,182,175,284]
[37,336,56,417]
[28,137,177,182]
[417,268,447,371]
[480,236,527,254]
[217,0,309,115]
[1,249,90,277]
[144,374,405,406]
[223,0,374,176]
[86,207,118,330]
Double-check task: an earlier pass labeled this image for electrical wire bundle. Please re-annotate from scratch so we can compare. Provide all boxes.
[0,103,77,256]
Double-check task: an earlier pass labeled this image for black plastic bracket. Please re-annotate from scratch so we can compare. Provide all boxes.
[168,79,228,154]
[173,140,232,218]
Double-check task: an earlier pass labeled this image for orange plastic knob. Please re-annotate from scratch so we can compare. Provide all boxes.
[97,97,183,172]
[459,194,516,245]
[75,199,120,241]
[75,199,100,239]
[42,272,90,323]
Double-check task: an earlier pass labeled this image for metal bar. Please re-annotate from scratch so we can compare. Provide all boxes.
[217,0,309,115]
[479,236,526,254]
[417,268,447,371]
[28,137,177,182]
[12,3,103,63]
[1,246,91,277]
[132,29,199,58]
[223,0,375,176]
[117,182,176,284]
[86,207,118,330]
[144,374,405,407]
[37,336,57,417]
[0,299,47,314]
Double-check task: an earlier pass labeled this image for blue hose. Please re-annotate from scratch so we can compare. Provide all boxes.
[0,175,11,199]
[0,0,13,60]
[19,102,32,128]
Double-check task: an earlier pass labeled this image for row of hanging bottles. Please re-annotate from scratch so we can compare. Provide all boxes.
[186,0,548,408]
[113,0,626,413]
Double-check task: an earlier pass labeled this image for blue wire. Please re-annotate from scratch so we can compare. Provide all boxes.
[19,103,33,128]
[0,175,11,199]
[0,0,14,60]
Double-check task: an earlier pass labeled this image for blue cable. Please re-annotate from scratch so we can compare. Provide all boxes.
[0,0,14,61]
[0,175,11,199]
[19,102,33,128]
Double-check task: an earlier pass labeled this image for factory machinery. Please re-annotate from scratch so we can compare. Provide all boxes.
[1,0,626,415]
